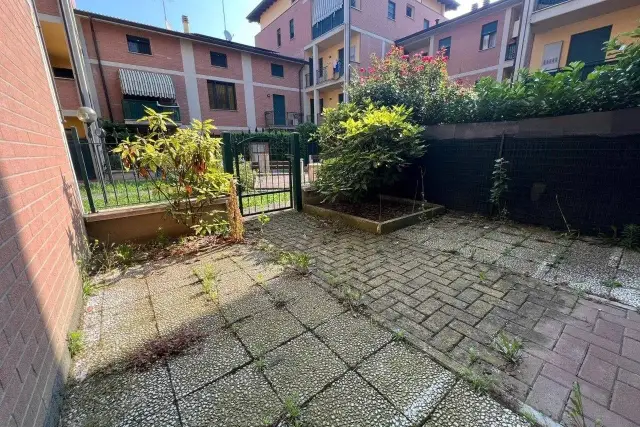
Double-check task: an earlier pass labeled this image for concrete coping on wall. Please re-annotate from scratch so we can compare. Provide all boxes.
[423,107,640,140]
[84,197,229,222]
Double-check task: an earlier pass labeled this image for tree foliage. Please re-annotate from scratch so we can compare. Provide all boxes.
[315,104,426,202]
[113,108,231,230]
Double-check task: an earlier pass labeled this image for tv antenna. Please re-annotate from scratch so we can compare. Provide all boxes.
[222,0,233,41]
[161,0,172,30]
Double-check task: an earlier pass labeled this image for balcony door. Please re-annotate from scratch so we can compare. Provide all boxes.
[273,94,286,126]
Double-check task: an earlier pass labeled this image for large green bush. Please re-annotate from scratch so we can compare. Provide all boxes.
[315,104,426,202]
[349,26,640,125]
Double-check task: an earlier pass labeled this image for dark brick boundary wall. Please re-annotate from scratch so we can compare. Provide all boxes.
[0,1,84,426]
[395,109,640,233]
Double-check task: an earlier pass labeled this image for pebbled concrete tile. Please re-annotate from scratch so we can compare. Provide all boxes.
[263,332,347,403]
[179,365,282,427]
[315,312,391,367]
[425,380,529,427]
[300,371,411,426]
[234,306,305,356]
[357,342,456,423]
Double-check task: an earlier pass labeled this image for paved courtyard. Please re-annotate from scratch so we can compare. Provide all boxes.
[259,211,640,427]
[61,211,640,427]
[62,240,528,426]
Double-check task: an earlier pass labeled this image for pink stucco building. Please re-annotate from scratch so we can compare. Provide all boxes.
[248,0,459,120]
[397,0,523,84]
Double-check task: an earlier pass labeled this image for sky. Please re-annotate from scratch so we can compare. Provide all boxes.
[75,0,488,47]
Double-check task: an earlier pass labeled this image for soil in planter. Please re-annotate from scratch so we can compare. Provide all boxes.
[319,200,425,222]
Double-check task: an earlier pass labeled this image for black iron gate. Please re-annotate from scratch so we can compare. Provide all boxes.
[222,132,302,216]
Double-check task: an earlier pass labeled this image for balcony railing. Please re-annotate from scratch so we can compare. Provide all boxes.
[122,99,181,122]
[265,111,303,128]
[505,41,517,61]
[55,77,81,111]
[535,0,570,10]
[312,6,344,39]
[546,59,616,80]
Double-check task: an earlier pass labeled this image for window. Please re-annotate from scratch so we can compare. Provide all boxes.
[277,28,281,47]
[52,67,74,79]
[349,45,356,62]
[438,36,451,57]
[127,35,151,55]
[387,1,396,20]
[207,80,236,110]
[271,63,284,77]
[210,51,227,68]
[289,19,295,39]
[406,4,414,18]
[423,19,430,30]
[350,0,359,8]
[480,21,498,50]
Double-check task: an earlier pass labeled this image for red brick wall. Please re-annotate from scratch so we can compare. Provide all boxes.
[252,56,302,88]
[197,79,248,128]
[254,0,312,58]
[34,0,60,16]
[0,2,84,427]
[193,42,243,81]
[54,78,81,111]
[253,86,301,129]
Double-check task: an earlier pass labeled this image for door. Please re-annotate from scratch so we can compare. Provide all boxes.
[318,58,324,79]
[337,48,344,77]
[567,26,612,76]
[308,57,313,85]
[273,94,286,126]
[338,93,344,104]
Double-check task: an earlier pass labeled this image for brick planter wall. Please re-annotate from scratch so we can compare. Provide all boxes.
[0,2,85,426]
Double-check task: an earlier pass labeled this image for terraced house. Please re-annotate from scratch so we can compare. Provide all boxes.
[36,0,308,145]
[396,0,640,84]
[248,0,460,122]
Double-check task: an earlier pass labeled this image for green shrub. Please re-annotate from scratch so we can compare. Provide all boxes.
[315,103,425,202]
[349,25,640,125]
[114,108,231,228]
[236,157,255,191]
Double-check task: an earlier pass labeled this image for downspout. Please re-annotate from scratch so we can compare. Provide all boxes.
[89,17,114,121]
[58,0,86,107]
[298,64,305,120]
[343,0,351,103]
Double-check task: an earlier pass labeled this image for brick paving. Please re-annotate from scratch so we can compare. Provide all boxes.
[257,211,640,426]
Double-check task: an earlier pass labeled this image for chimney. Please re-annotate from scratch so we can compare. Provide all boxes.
[471,3,478,10]
[182,15,190,33]
[435,18,440,25]
[483,0,490,6]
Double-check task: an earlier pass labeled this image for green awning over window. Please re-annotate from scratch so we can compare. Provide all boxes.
[118,68,176,99]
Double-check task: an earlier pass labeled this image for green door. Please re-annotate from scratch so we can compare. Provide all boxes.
[337,48,344,76]
[273,94,286,126]
[567,26,612,76]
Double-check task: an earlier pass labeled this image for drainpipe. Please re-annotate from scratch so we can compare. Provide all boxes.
[343,0,351,103]
[298,64,304,121]
[89,17,114,121]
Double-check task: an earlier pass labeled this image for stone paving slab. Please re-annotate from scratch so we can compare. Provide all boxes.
[256,211,640,426]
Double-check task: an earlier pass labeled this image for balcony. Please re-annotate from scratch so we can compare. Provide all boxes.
[535,0,570,11]
[122,99,181,123]
[312,6,344,39]
[265,111,303,128]
[546,59,616,79]
[505,41,518,61]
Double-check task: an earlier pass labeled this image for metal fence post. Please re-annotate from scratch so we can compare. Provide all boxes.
[70,129,96,213]
[222,132,234,175]
[291,132,303,212]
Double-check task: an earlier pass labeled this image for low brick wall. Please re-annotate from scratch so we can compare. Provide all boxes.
[84,198,228,244]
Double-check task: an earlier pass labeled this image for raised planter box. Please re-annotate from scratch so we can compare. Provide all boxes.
[84,197,228,244]
[303,194,444,234]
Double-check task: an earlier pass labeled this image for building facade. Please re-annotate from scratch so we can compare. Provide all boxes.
[396,0,522,83]
[397,0,640,84]
[248,0,459,121]
[516,0,640,75]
